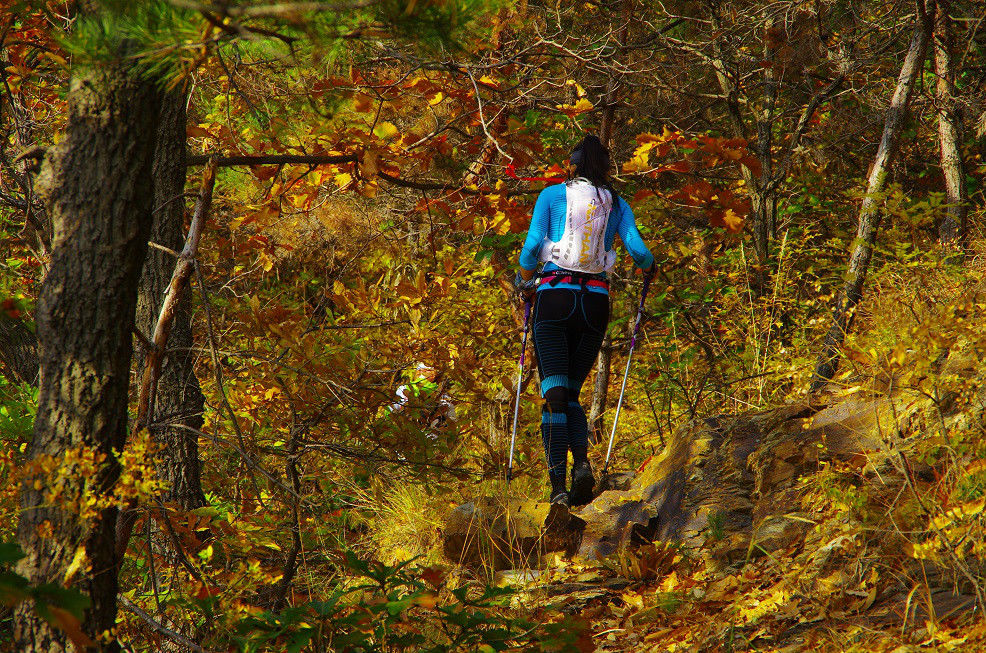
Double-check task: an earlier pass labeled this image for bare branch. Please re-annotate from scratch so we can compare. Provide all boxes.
[119,595,215,653]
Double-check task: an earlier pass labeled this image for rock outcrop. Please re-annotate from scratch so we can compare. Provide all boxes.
[444,394,922,568]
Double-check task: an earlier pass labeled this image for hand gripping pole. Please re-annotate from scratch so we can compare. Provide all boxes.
[507,300,532,485]
[603,272,652,474]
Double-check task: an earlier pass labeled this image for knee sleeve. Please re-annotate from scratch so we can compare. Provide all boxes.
[542,386,569,411]
[543,400,569,416]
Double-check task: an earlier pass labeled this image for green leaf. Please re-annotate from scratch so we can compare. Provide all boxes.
[0,541,25,565]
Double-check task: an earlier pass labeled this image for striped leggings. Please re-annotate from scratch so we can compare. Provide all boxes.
[532,287,609,489]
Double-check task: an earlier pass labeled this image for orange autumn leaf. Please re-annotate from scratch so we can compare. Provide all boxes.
[45,607,95,650]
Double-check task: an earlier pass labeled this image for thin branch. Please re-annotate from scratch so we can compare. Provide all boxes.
[187,153,357,167]
[119,595,215,653]
[171,424,310,503]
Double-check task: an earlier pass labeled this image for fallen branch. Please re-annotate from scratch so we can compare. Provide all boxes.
[134,161,217,433]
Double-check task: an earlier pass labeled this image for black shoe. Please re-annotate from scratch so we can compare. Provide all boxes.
[546,489,570,529]
[569,460,595,507]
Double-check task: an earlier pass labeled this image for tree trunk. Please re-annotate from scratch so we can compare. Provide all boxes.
[136,91,207,510]
[589,336,612,443]
[13,59,161,653]
[811,1,933,393]
[750,16,780,266]
[590,3,630,440]
[0,317,38,386]
[933,0,968,251]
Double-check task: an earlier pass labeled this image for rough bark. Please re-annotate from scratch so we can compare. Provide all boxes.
[933,0,968,250]
[136,92,207,510]
[13,60,161,652]
[811,1,933,393]
[0,316,38,386]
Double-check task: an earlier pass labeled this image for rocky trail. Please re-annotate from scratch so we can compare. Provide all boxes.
[443,390,985,651]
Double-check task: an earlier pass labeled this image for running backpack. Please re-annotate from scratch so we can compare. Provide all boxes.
[539,178,616,274]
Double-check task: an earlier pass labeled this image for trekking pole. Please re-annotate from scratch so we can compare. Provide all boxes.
[507,299,532,486]
[603,270,653,474]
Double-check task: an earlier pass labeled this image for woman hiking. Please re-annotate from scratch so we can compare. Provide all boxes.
[514,134,654,519]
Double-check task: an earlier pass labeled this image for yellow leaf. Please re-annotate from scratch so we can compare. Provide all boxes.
[335,172,353,188]
[44,52,68,66]
[556,97,594,117]
[63,547,87,584]
[428,92,444,106]
[621,591,644,610]
[373,122,399,140]
[934,497,985,529]
[722,208,744,232]
[361,181,379,198]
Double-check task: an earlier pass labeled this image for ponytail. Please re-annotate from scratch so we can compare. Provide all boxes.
[570,134,612,190]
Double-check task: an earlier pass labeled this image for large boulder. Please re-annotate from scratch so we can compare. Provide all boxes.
[578,396,920,562]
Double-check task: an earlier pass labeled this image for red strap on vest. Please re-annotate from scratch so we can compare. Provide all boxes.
[538,275,609,290]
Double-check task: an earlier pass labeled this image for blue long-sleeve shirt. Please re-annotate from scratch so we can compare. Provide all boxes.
[518,182,654,292]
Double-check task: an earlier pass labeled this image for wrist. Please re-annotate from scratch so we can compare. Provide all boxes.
[513,270,537,293]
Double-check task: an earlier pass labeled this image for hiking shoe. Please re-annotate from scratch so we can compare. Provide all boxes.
[569,460,595,507]
[545,489,570,529]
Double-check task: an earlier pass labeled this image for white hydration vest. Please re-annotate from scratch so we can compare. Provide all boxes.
[539,178,616,274]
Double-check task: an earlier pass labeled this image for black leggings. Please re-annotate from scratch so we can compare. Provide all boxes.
[532,288,609,487]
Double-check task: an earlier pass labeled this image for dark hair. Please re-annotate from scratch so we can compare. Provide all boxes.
[570,134,612,189]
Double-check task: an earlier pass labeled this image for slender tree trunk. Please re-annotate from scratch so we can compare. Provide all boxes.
[811,1,933,393]
[750,16,779,266]
[597,0,631,146]
[589,3,631,439]
[136,91,207,510]
[933,0,968,250]
[589,336,612,443]
[13,58,161,653]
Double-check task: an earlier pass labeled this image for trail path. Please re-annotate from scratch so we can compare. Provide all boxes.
[445,393,984,650]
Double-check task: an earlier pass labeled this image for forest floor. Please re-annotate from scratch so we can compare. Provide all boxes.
[431,388,986,652]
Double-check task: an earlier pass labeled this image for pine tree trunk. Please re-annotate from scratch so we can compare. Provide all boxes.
[811,0,933,393]
[136,91,207,510]
[933,0,968,251]
[13,60,161,652]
